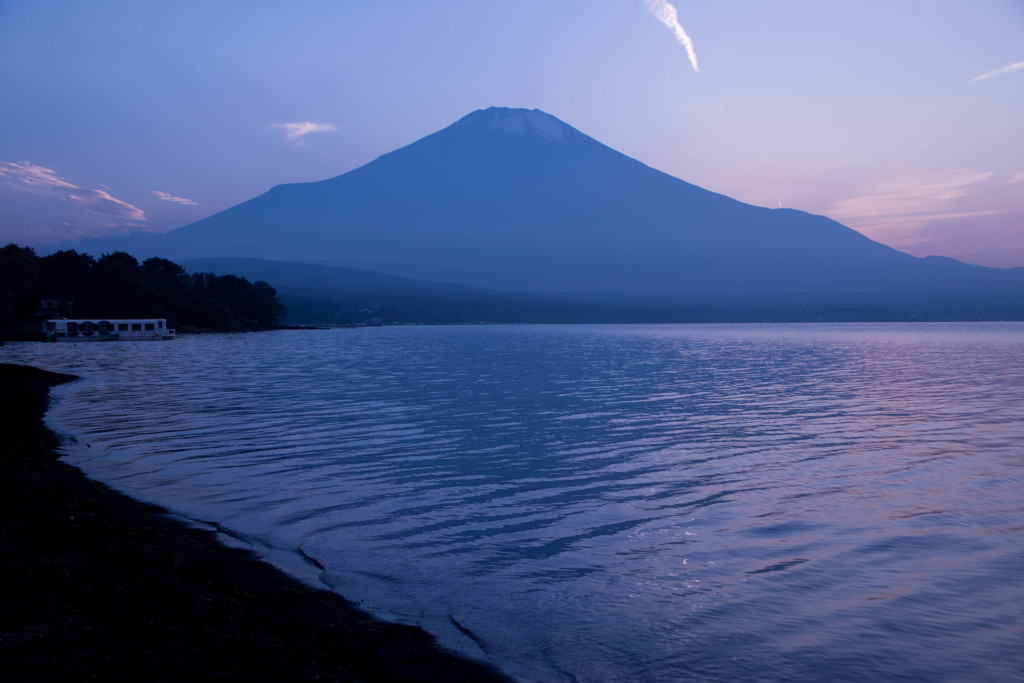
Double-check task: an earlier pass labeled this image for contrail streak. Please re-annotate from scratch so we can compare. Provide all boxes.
[973,59,1024,81]
[644,0,699,73]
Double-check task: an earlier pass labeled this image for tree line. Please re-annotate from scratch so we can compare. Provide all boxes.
[0,244,286,333]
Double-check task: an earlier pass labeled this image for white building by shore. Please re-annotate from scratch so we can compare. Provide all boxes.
[44,318,175,341]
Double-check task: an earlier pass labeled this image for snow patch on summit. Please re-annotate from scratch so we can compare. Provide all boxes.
[454,107,576,144]
[495,109,569,144]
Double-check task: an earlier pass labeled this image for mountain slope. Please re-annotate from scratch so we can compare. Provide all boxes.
[115,108,1023,298]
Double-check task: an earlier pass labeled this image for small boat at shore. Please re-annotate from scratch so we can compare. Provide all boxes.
[44,318,176,342]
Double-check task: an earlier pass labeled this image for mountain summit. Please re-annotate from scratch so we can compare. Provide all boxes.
[448,107,580,144]
[109,107,1023,300]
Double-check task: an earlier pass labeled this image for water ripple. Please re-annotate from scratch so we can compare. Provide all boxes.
[4,323,1024,682]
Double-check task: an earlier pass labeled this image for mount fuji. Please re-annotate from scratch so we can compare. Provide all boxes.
[94,107,1023,304]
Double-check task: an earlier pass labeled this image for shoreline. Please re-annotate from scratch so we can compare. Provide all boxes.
[0,363,511,681]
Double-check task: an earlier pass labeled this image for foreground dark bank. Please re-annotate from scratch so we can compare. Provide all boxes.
[0,364,510,682]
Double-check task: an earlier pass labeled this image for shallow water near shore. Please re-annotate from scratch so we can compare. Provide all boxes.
[5,323,1024,681]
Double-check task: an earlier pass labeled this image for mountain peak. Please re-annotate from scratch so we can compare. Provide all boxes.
[105,105,1024,305]
[450,107,577,144]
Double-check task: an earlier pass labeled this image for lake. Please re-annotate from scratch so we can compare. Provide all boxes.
[4,323,1023,681]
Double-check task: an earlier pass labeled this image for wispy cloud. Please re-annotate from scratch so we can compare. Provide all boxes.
[973,59,1024,81]
[0,161,79,190]
[826,167,997,247]
[271,121,338,143]
[644,0,699,73]
[68,190,146,221]
[153,190,197,205]
[0,159,145,224]
[1008,170,1024,184]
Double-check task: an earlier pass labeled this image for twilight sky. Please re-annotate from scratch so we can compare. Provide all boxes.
[2,1,1022,267]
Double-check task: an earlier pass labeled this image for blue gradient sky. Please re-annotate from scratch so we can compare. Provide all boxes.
[2,1,1022,266]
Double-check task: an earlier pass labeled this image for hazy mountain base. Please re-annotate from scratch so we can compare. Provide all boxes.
[183,257,1024,324]
[280,289,1024,325]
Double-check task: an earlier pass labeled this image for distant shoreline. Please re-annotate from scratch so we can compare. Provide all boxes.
[0,363,509,682]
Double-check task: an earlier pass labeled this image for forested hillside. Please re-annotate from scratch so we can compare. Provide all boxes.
[0,244,285,336]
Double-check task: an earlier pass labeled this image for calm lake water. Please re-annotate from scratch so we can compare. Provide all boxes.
[5,323,1024,681]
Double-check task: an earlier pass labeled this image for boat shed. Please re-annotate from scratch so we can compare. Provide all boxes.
[44,318,175,341]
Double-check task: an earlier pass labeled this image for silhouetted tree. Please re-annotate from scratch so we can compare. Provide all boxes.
[251,280,286,327]
[83,252,146,317]
[0,245,286,331]
[38,249,95,299]
[204,274,252,317]
[142,257,189,293]
[197,298,235,330]
[0,244,40,319]
[188,272,286,329]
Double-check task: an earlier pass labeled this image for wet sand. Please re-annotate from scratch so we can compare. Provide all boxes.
[0,363,511,682]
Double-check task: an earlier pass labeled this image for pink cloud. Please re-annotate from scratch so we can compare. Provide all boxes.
[0,161,79,191]
[0,160,147,242]
[825,167,996,248]
[153,190,197,205]
[68,189,146,221]
[271,121,338,143]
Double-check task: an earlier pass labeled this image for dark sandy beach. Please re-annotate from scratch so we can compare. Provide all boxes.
[0,363,510,682]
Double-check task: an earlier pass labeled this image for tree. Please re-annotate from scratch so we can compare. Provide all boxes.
[142,257,189,293]
[197,299,234,330]
[1,244,287,331]
[39,249,95,299]
[251,280,287,327]
[83,252,145,317]
[0,244,40,319]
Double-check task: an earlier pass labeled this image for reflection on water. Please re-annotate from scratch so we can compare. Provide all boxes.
[5,323,1024,681]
